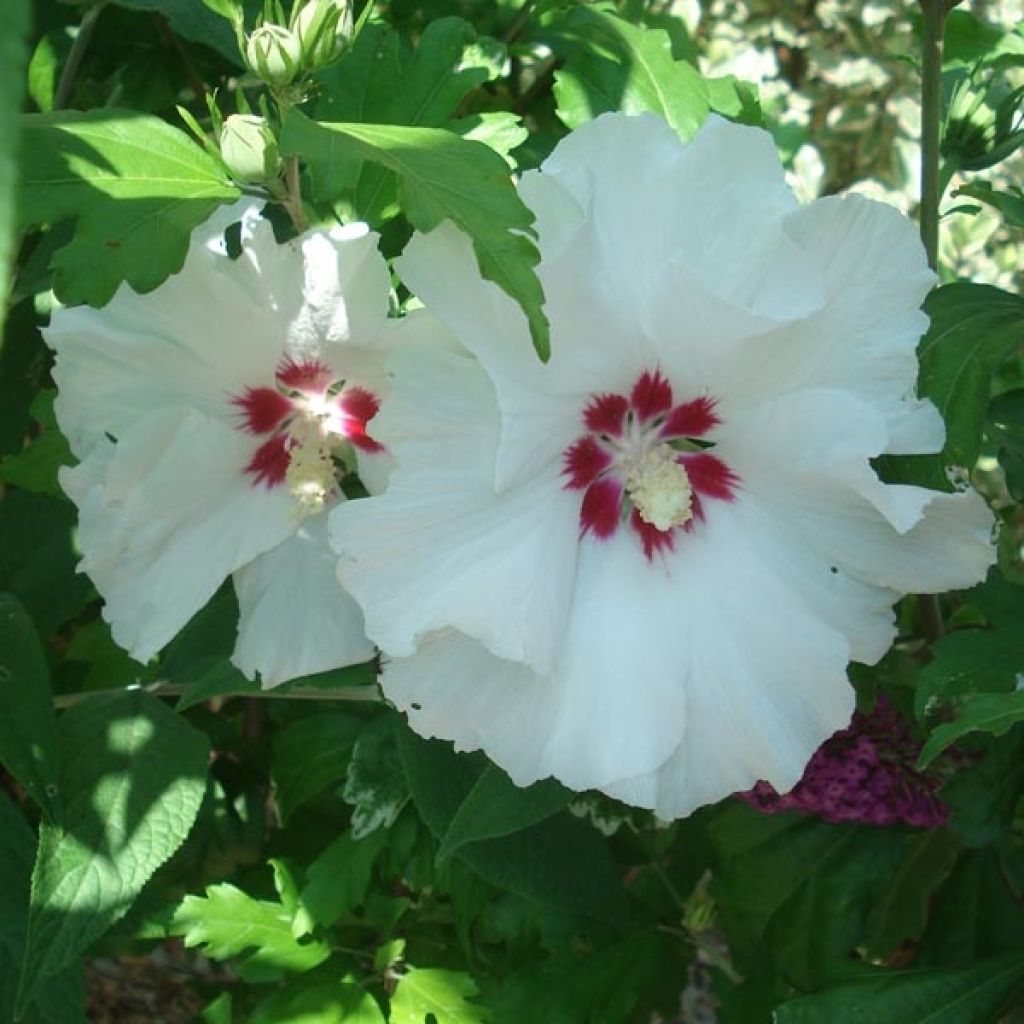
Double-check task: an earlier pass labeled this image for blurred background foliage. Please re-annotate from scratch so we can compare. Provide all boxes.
[3,0,1024,1022]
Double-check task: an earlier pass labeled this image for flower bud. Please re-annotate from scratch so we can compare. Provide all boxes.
[245,24,302,87]
[293,0,352,71]
[220,114,282,185]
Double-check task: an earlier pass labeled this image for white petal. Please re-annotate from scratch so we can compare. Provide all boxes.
[232,512,374,686]
[63,408,295,661]
[330,336,579,675]
[779,194,941,454]
[723,389,995,594]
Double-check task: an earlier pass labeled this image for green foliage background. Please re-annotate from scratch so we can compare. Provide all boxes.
[3,0,1024,1022]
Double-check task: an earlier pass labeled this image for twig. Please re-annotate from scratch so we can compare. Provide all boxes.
[54,1,108,110]
[53,680,383,709]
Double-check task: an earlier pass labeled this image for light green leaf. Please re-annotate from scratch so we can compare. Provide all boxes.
[17,109,239,308]
[173,883,331,980]
[251,982,386,1024]
[919,692,1024,768]
[15,691,210,1013]
[437,764,571,865]
[0,391,74,495]
[280,109,549,360]
[391,968,489,1024]
[553,8,710,139]
[955,182,1024,227]
[918,283,1024,467]
[0,0,29,329]
[0,593,61,823]
[774,954,1024,1024]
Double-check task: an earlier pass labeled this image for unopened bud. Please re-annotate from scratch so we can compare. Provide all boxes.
[293,0,352,70]
[220,114,281,184]
[245,24,302,87]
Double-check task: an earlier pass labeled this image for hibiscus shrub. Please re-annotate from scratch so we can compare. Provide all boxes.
[3,1,1024,1022]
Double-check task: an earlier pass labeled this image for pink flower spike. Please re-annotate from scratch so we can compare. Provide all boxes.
[679,452,739,502]
[630,369,673,422]
[581,477,624,539]
[276,356,336,393]
[232,387,293,435]
[661,396,720,439]
[583,393,630,436]
[563,436,613,490]
[245,434,291,487]
[337,386,381,423]
[630,508,675,560]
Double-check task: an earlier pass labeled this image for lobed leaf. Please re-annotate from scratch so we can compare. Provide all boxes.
[390,967,489,1024]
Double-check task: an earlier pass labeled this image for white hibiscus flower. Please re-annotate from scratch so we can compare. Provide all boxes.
[330,112,996,820]
[47,202,390,686]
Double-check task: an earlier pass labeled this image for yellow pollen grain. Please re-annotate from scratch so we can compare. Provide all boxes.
[625,446,693,532]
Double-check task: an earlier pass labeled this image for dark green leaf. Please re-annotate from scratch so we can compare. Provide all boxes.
[919,693,1024,767]
[272,711,362,820]
[710,803,905,989]
[0,390,74,495]
[342,713,410,838]
[281,109,549,359]
[437,764,571,864]
[398,729,629,924]
[296,828,388,930]
[774,955,1024,1024]
[0,0,29,327]
[956,182,1024,227]
[0,489,92,637]
[0,593,61,822]
[863,829,963,958]
[918,283,1024,468]
[111,0,245,63]
[553,8,710,139]
[17,109,239,307]
[15,691,209,1012]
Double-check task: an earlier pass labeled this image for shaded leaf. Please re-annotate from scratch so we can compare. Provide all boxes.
[16,691,209,1013]
[17,109,239,307]
[342,713,410,839]
[919,693,1024,767]
[0,593,61,822]
[251,981,386,1024]
[0,0,29,328]
[0,390,74,495]
[296,829,388,930]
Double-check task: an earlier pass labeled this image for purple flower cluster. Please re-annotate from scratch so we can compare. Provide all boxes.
[741,698,948,828]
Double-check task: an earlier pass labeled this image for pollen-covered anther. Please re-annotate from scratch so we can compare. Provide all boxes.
[624,446,693,532]
[285,418,337,519]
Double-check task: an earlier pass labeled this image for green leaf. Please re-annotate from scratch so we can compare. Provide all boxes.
[916,577,1024,717]
[774,955,1024,1024]
[280,109,549,360]
[709,803,906,990]
[437,764,571,864]
[17,109,239,307]
[0,303,48,458]
[391,968,489,1024]
[398,729,629,925]
[0,593,61,823]
[0,0,29,329]
[919,693,1024,768]
[0,391,74,496]
[863,829,963,958]
[296,828,388,930]
[173,883,330,980]
[553,8,710,139]
[110,0,245,63]
[918,283,1024,467]
[0,489,92,637]
[0,794,84,1024]
[15,691,210,1012]
[956,182,1024,228]
[251,981,386,1024]
[272,711,362,820]
[342,713,410,839]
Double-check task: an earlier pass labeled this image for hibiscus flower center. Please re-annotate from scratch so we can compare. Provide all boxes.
[231,356,383,518]
[562,369,738,558]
